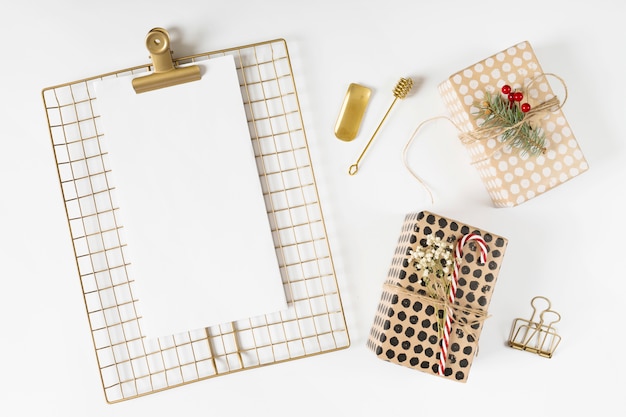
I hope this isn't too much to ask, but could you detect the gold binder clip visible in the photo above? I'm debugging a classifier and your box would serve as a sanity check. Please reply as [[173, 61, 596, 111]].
[[132, 27, 201, 94], [508, 296, 562, 358]]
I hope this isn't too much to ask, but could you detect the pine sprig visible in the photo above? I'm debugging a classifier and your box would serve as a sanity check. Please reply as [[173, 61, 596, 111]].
[[474, 91, 546, 157]]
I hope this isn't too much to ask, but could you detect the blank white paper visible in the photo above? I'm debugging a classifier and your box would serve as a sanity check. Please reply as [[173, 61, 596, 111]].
[[94, 56, 286, 338]]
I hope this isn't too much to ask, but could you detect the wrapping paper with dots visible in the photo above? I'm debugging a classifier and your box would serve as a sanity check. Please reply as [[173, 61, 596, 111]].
[[438, 41, 588, 207], [367, 211, 508, 382]]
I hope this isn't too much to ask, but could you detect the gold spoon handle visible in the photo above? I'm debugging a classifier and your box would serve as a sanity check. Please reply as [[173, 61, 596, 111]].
[[348, 97, 399, 175]]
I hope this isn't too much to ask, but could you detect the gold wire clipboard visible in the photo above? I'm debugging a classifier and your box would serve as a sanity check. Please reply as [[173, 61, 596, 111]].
[[42, 35, 350, 404]]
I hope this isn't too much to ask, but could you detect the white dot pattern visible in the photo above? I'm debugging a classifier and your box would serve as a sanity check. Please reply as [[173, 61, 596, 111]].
[[438, 41, 589, 207]]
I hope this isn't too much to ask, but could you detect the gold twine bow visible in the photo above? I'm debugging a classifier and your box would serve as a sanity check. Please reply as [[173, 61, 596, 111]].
[[382, 282, 489, 341]]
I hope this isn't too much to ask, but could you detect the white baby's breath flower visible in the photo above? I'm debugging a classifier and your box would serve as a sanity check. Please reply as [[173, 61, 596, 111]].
[[406, 234, 456, 296]]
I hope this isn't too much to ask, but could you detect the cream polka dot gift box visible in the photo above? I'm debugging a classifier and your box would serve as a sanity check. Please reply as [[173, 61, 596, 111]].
[[438, 41, 588, 207]]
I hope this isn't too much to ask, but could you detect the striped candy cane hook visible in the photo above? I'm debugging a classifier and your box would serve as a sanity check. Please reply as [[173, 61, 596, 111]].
[[438, 233, 488, 376]]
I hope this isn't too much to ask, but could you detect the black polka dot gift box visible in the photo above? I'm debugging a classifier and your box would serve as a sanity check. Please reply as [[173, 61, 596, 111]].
[[367, 211, 507, 382], [438, 41, 588, 207]]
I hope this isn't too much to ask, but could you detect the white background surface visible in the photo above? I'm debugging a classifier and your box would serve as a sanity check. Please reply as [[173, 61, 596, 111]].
[[1, 1, 623, 415]]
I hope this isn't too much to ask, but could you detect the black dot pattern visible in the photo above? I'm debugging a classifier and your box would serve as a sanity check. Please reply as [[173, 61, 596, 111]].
[[367, 211, 508, 383]]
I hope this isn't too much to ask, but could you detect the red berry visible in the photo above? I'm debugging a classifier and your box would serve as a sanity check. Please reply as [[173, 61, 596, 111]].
[[513, 92, 524, 102], [501, 85, 511, 95], [508, 92, 515, 102], [521, 103, 531, 113]]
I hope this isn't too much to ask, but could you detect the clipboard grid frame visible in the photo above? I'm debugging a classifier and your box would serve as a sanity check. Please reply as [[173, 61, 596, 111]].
[[42, 38, 349, 403]]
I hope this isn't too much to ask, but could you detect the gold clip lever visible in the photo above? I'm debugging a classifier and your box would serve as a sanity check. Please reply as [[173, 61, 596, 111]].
[[132, 28, 201, 94]]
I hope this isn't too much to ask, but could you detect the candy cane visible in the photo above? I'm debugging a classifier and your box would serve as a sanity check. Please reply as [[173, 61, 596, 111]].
[[438, 233, 488, 376]]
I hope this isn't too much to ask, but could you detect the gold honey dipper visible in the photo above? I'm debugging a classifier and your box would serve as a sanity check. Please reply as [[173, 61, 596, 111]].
[[348, 77, 414, 175]]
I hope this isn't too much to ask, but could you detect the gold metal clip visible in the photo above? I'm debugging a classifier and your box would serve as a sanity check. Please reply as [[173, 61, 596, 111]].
[[132, 28, 201, 94], [508, 296, 561, 358]]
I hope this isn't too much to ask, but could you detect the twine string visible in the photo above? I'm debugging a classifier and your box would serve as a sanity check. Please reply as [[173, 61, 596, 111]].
[[401, 115, 460, 204], [382, 282, 490, 331], [402, 73, 567, 200]]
